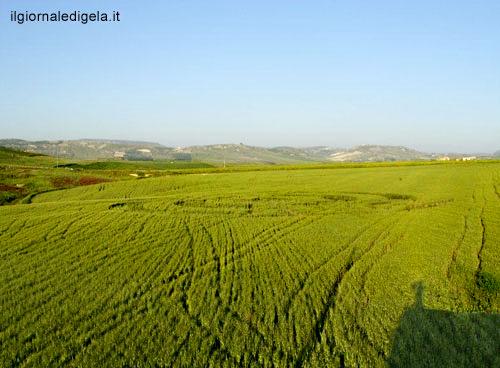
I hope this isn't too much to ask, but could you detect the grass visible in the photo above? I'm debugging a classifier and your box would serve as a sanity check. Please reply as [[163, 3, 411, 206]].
[[56, 160, 214, 171], [0, 153, 499, 367], [0, 146, 46, 158], [388, 283, 499, 368], [0, 147, 215, 205]]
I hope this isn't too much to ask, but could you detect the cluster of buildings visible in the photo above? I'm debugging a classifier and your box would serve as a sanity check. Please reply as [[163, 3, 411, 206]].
[[437, 156, 477, 161]]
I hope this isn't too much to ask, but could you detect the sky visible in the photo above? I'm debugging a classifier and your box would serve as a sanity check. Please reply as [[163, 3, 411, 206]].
[[1, 0, 499, 153]]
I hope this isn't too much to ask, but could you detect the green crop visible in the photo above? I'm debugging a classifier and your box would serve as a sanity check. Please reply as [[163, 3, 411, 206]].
[[0, 162, 498, 367]]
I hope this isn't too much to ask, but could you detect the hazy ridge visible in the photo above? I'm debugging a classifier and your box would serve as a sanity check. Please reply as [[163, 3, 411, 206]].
[[0, 138, 494, 164]]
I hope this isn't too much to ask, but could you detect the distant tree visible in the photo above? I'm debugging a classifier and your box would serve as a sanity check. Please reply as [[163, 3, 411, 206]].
[[173, 153, 192, 161]]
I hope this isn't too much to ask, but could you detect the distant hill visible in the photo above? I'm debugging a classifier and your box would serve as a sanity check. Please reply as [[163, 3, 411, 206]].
[[0, 146, 46, 158], [0, 139, 339, 164], [175, 144, 340, 164], [0, 139, 175, 161], [328, 145, 432, 162], [494, 150, 500, 157], [269, 146, 341, 161], [1, 139, 440, 164]]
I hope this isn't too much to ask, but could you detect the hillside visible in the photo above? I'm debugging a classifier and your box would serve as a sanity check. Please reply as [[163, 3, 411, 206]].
[[0, 139, 443, 164], [269, 146, 341, 161], [328, 145, 432, 162], [176, 144, 340, 164], [0, 139, 176, 161], [0, 146, 46, 158], [0, 139, 337, 164]]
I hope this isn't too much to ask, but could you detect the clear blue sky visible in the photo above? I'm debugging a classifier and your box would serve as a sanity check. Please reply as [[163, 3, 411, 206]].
[[1, 0, 499, 152]]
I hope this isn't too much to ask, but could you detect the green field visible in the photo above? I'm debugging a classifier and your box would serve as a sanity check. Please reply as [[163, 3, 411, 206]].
[[1, 161, 499, 367], [0, 147, 216, 205]]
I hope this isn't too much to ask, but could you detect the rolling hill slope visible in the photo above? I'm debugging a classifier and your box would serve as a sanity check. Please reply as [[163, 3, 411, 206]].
[[0, 139, 441, 164]]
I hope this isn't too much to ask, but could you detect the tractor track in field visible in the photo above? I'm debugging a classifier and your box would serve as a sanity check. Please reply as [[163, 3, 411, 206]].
[[342, 224, 412, 359], [124, 213, 155, 243], [0, 218, 18, 238], [338, 305, 388, 360], [66, 228, 190, 361], [161, 216, 309, 357], [22, 211, 113, 270], [447, 213, 469, 280], [162, 216, 296, 282], [59, 215, 90, 239], [292, 214, 403, 366], [4, 207, 383, 366], [179, 218, 196, 314], [221, 222, 309, 348], [174, 310, 246, 366], [472, 190, 486, 280], [6, 216, 62, 243], [161, 236, 203, 288], [6, 249, 163, 367], [67, 241, 184, 365], [38, 210, 97, 244], [475, 206, 486, 282], [222, 219, 237, 305], [168, 330, 192, 366], [343, 214, 417, 363], [200, 222, 223, 303], [0, 211, 108, 294], [468, 188, 489, 308], [282, 223, 371, 320], [334, 225, 400, 358], [12, 219, 185, 365], [282, 214, 396, 320], [294, 252, 355, 368], [8, 230, 180, 339], [157, 284, 270, 366], [355, 213, 412, 295], [492, 173, 500, 200], [9, 217, 47, 234], [235, 216, 315, 262], [161, 215, 315, 288], [214, 214, 317, 333]]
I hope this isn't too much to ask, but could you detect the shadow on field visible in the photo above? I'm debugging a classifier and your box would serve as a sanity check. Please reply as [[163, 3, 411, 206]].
[[387, 282, 499, 368]]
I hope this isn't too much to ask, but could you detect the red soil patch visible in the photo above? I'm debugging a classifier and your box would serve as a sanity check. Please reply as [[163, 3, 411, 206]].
[[78, 176, 110, 186], [50, 176, 110, 188], [50, 177, 77, 188], [0, 184, 27, 193]]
